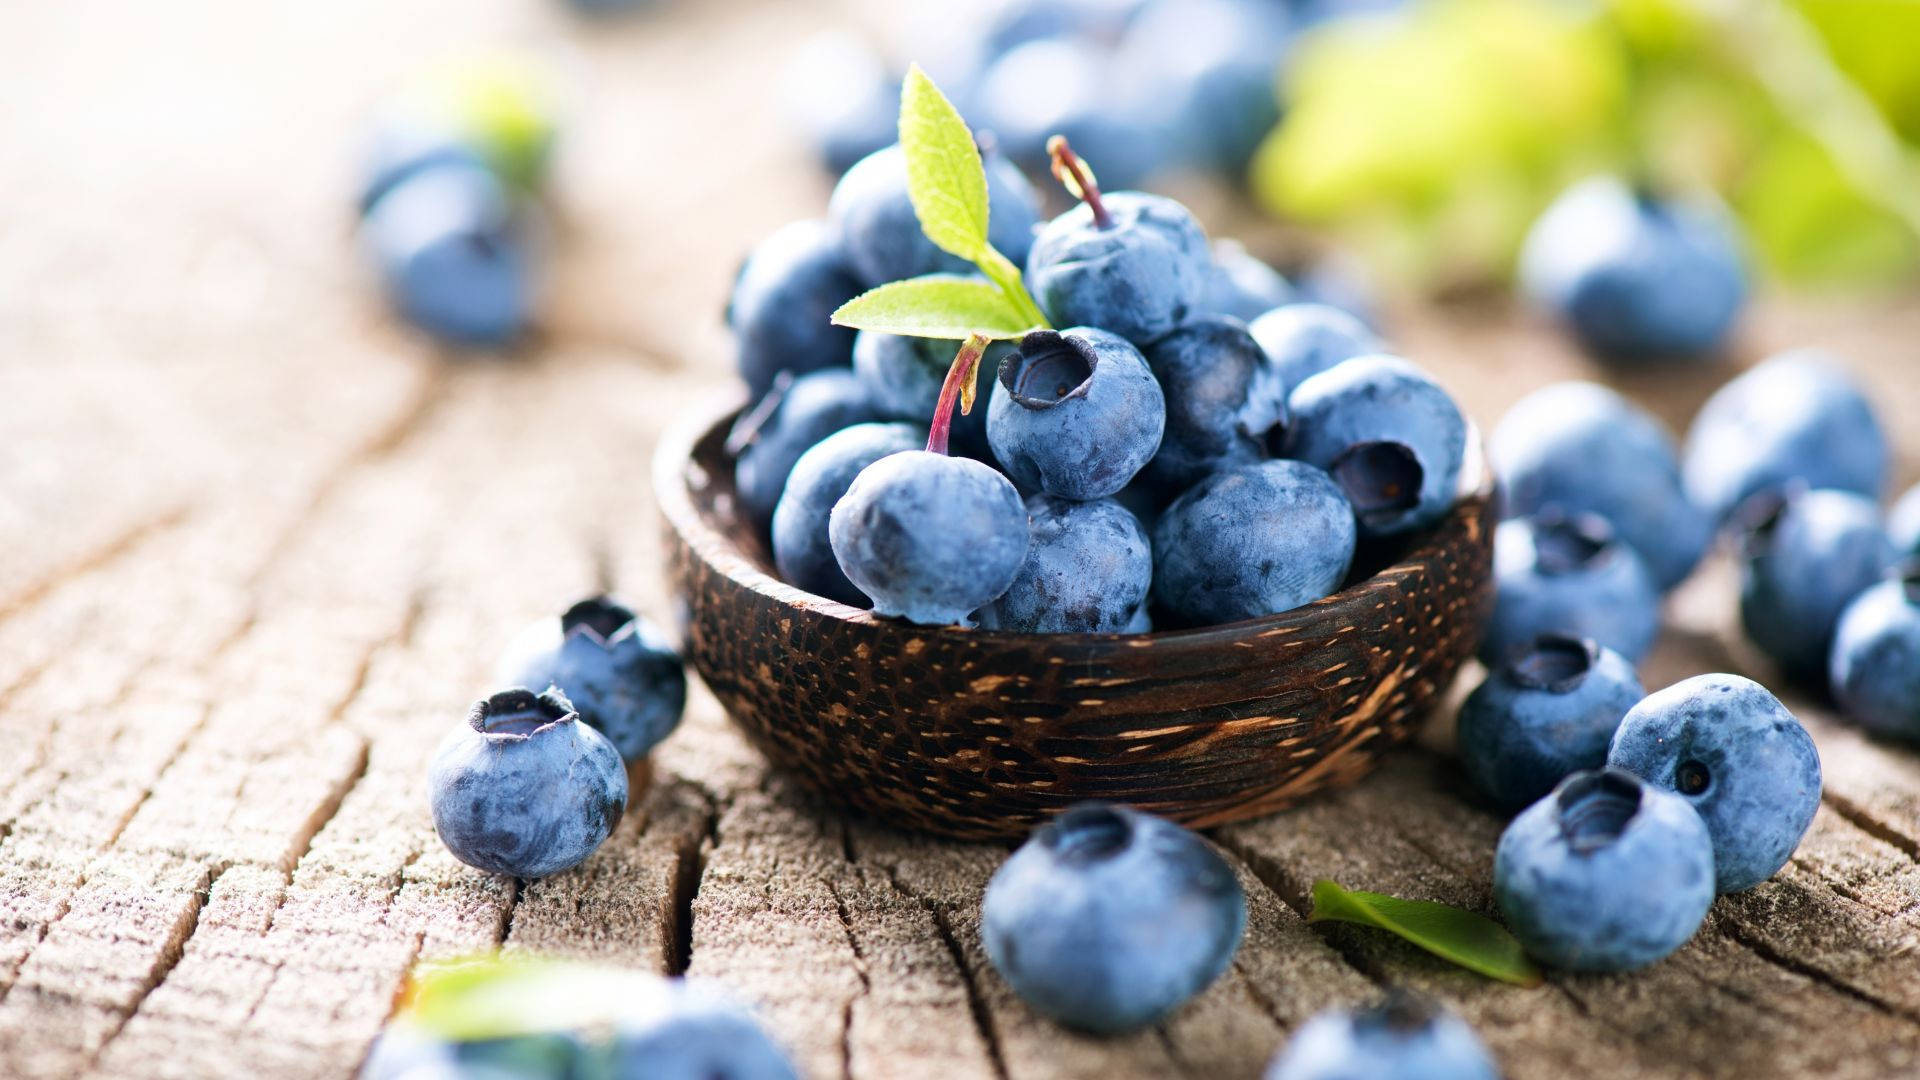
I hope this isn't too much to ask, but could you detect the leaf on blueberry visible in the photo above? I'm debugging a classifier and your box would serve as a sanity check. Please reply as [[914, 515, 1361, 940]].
[[1307, 879, 1544, 987], [833, 275, 1034, 339]]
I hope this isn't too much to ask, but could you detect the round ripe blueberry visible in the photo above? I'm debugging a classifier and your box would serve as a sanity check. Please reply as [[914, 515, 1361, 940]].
[[1682, 350, 1888, 524], [772, 422, 927, 606], [1025, 191, 1210, 346], [1494, 769, 1715, 971], [987, 328, 1167, 500], [1264, 993, 1497, 1080], [829, 450, 1029, 626], [1831, 567, 1920, 741], [1892, 483, 1920, 559], [361, 162, 531, 347], [1153, 459, 1357, 627], [1291, 253, 1380, 330], [1247, 303, 1382, 398], [1607, 673, 1822, 894], [1115, 0, 1290, 172], [828, 143, 1041, 288], [982, 802, 1245, 1034], [852, 330, 1008, 461], [609, 978, 799, 1080], [429, 688, 627, 879], [1483, 511, 1661, 665], [1138, 315, 1288, 499], [494, 597, 686, 764], [1736, 487, 1894, 681], [1202, 238, 1296, 324], [781, 32, 899, 177], [1492, 381, 1709, 592], [977, 495, 1151, 633], [731, 368, 884, 529], [1282, 356, 1467, 537], [969, 38, 1166, 195], [1520, 177, 1746, 362], [727, 219, 863, 397], [1457, 634, 1645, 813]]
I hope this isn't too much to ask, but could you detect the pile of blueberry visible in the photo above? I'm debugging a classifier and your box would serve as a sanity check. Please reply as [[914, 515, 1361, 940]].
[[730, 131, 1462, 632]]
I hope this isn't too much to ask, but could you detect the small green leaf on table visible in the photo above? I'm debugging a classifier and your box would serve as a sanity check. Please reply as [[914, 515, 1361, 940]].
[[832, 275, 1041, 339], [1307, 878, 1544, 987]]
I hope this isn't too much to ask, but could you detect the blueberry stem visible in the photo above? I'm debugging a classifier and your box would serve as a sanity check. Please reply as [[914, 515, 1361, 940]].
[[926, 333, 990, 456], [1047, 136, 1111, 230]]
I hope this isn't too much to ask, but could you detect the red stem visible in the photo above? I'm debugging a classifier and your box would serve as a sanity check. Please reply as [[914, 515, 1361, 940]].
[[927, 334, 990, 456], [1048, 135, 1111, 229]]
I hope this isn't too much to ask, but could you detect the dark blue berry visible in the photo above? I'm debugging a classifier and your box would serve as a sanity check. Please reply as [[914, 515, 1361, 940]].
[[828, 143, 1040, 287], [852, 330, 1007, 461], [987, 328, 1166, 500], [1248, 303, 1381, 398], [731, 368, 883, 529], [1025, 188, 1209, 346], [1830, 567, 1920, 741], [727, 219, 863, 397], [772, 422, 926, 606], [977, 495, 1151, 633], [1736, 487, 1893, 680], [362, 162, 531, 347], [1283, 356, 1466, 537], [1484, 512, 1660, 665], [1202, 239, 1296, 324], [1457, 634, 1644, 812], [495, 597, 686, 763], [1265, 993, 1497, 1080], [609, 979, 799, 1079], [1138, 315, 1288, 499]]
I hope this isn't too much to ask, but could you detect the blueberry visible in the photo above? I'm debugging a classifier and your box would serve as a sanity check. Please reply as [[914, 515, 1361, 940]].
[[852, 330, 1008, 460], [977, 495, 1151, 632], [829, 451, 1029, 625], [1484, 511, 1661, 665], [731, 367, 884, 529], [495, 597, 686, 763], [1494, 769, 1715, 971], [1290, 253, 1380, 329], [357, 117, 489, 217], [1607, 673, 1822, 894], [1138, 315, 1288, 498], [361, 161, 531, 347], [609, 979, 799, 1080], [1889, 482, 1920, 558], [828, 143, 1041, 287], [1116, 0, 1290, 172], [782, 32, 899, 176], [1736, 487, 1894, 680], [1831, 567, 1920, 741], [726, 219, 863, 397], [1024, 146, 1210, 344], [969, 38, 1165, 194], [1491, 381, 1710, 591], [1153, 459, 1356, 627], [982, 802, 1245, 1034], [1520, 177, 1746, 361], [1282, 356, 1466, 537], [772, 422, 927, 605], [1263, 993, 1498, 1080], [1682, 350, 1888, 524], [972, 0, 1146, 57], [1202, 239, 1297, 324], [987, 328, 1166, 500], [429, 688, 627, 879], [1247, 303, 1382, 397], [1457, 634, 1645, 813]]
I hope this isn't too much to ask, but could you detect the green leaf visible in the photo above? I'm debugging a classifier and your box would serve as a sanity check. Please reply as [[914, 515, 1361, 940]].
[[831, 275, 1039, 339], [400, 954, 660, 1040], [1307, 879, 1544, 987], [899, 64, 991, 262]]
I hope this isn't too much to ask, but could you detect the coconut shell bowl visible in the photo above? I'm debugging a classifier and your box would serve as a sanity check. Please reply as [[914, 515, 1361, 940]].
[[657, 401, 1496, 841]]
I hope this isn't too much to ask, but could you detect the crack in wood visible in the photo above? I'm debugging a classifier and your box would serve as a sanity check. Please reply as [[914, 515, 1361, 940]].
[[869, 862, 1010, 1080], [825, 877, 871, 1080], [1718, 916, 1920, 1023], [76, 858, 227, 1073], [666, 789, 717, 978], [0, 504, 193, 629], [1820, 791, 1920, 863]]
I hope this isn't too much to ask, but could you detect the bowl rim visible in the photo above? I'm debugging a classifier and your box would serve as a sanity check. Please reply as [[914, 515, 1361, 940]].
[[655, 393, 1494, 649]]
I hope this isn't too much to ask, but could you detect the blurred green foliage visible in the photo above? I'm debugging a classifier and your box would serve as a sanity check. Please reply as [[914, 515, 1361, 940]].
[[1250, 0, 1920, 291]]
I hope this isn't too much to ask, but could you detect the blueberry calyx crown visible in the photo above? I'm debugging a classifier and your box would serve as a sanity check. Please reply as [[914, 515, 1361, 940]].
[[1002, 330, 1096, 410], [1329, 441, 1421, 530], [1359, 990, 1440, 1036], [1047, 135, 1112, 230], [469, 686, 577, 739], [1039, 802, 1134, 866], [559, 595, 638, 645], [1504, 633, 1599, 694], [1530, 509, 1616, 576], [1555, 769, 1644, 855], [1729, 484, 1802, 561]]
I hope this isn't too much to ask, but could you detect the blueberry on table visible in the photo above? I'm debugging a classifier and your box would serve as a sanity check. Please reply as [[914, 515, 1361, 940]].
[[969, 38, 1166, 196], [982, 802, 1245, 1034], [987, 327, 1166, 500], [1831, 567, 1920, 741], [1282, 355, 1466, 538], [1024, 137, 1209, 345], [1138, 315, 1288, 499], [1152, 459, 1357, 627], [1492, 380, 1709, 592], [1248, 303, 1381, 399], [1735, 487, 1893, 681], [1682, 350, 1888, 524], [853, 329, 1008, 460], [1116, 0, 1290, 172], [731, 367, 884, 529], [1520, 176, 1746, 362], [1202, 238, 1296, 324], [361, 161, 531, 347], [357, 116, 490, 217], [495, 597, 686, 763], [1607, 673, 1821, 894], [772, 422, 927, 606], [1483, 511, 1661, 665], [1893, 483, 1920, 558], [1264, 992, 1498, 1080], [429, 688, 627, 879], [726, 218, 864, 397], [828, 142, 1041, 287], [1494, 769, 1715, 971], [977, 494, 1152, 633], [1457, 634, 1645, 813], [609, 979, 799, 1080]]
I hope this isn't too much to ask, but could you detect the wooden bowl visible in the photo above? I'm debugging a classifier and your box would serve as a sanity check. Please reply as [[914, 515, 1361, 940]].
[[657, 400, 1496, 841]]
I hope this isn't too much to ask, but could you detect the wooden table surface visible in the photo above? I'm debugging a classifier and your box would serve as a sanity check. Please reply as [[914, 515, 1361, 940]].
[[6, 1, 1920, 1077]]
